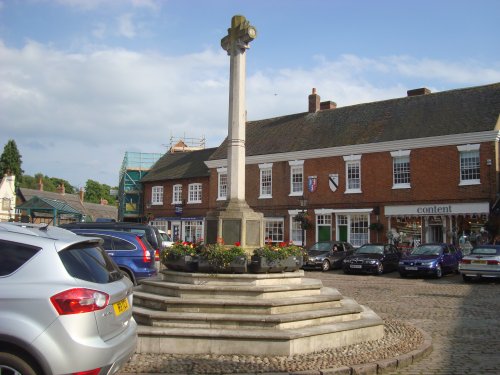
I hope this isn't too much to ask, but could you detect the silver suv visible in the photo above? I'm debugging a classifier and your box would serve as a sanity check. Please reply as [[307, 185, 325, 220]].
[[0, 223, 137, 375]]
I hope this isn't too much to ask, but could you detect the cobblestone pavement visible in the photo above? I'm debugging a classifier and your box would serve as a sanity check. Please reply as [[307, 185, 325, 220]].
[[119, 270, 500, 374], [312, 270, 500, 375]]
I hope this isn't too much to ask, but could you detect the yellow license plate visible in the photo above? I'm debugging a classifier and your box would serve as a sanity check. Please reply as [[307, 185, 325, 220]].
[[113, 298, 130, 316], [472, 260, 486, 264]]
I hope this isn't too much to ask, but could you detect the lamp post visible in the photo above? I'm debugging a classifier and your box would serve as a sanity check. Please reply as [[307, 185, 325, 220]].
[[299, 197, 308, 247]]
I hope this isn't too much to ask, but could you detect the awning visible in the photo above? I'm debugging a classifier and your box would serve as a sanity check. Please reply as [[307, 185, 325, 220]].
[[17, 196, 83, 224], [385, 202, 490, 217]]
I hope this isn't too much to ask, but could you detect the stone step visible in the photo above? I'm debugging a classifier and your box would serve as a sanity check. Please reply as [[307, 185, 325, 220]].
[[159, 269, 305, 286], [135, 306, 384, 356], [133, 287, 343, 315], [137, 277, 324, 299], [133, 297, 363, 330]]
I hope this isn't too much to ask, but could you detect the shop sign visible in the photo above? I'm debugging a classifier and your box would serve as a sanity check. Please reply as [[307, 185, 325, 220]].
[[385, 202, 489, 216]]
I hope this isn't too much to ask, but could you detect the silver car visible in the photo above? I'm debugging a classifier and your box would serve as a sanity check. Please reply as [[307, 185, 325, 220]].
[[459, 244, 500, 282], [0, 222, 137, 375]]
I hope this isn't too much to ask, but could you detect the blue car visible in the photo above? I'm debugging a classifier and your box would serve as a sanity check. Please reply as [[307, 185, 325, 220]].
[[398, 243, 462, 278], [69, 228, 157, 285]]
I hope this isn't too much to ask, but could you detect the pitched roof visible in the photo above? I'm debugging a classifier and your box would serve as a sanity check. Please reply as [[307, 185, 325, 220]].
[[209, 83, 500, 161], [17, 188, 118, 220], [141, 147, 217, 182]]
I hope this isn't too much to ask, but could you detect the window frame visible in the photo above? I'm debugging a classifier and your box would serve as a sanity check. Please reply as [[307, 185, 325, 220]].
[[343, 155, 362, 194], [172, 184, 182, 205], [458, 144, 480, 186], [151, 186, 164, 205], [259, 163, 273, 199], [289, 160, 304, 196], [264, 217, 284, 244], [217, 167, 227, 201], [391, 150, 411, 189], [188, 183, 202, 204]]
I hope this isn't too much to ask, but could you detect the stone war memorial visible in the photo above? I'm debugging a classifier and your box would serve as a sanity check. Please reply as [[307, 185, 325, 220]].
[[131, 15, 391, 360]]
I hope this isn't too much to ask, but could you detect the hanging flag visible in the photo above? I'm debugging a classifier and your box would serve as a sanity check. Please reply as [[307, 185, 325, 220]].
[[329, 174, 339, 192], [308, 176, 317, 193]]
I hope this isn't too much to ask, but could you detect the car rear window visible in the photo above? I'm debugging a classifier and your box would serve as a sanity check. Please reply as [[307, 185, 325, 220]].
[[471, 247, 500, 256], [59, 243, 123, 283], [0, 240, 41, 276]]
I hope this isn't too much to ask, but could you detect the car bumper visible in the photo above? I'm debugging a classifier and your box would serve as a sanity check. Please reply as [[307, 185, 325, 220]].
[[344, 264, 378, 273], [33, 314, 137, 375], [459, 266, 500, 278], [302, 261, 323, 270], [398, 265, 438, 276]]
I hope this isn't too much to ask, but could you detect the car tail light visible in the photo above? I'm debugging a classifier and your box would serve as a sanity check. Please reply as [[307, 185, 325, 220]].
[[50, 288, 109, 315], [487, 260, 499, 265], [155, 249, 160, 261], [460, 259, 471, 264], [72, 369, 101, 375], [137, 235, 152, 263]]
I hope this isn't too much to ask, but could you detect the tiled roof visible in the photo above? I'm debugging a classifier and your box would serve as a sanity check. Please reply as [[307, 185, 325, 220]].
[[17, 188, 118, 220], [141, 148, 217, 182], [209, 83, 500, 161]]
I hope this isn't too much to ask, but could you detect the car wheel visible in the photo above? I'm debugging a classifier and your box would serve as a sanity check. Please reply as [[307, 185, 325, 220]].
[[121, 270, 136, 285], [321, 259, 331, 272], [375, 263, 384, 275], [435, 264, 443, 279], [462, 274, 472, 282], [0, 352, 38, 375]]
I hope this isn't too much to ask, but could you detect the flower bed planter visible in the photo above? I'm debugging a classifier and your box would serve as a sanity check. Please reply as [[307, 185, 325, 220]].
[[197, 255, 248, 274], [248, 255, 304, 273], [163, 255, 198, 272]]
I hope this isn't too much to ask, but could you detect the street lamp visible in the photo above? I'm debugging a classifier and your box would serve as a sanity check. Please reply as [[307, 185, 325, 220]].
[[299, 197, 308, 247]]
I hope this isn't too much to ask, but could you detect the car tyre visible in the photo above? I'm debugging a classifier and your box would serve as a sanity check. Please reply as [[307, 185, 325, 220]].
[[462, 274, 472, 282], [0, 352, 38, 375], [321, 259, 331, 272], [375, 263, 384, 275], [435, 264, 443, 279], [121, 270, 136, 285]]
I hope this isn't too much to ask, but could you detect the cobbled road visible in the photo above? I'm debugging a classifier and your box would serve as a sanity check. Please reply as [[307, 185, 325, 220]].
[[306, 269, 500, 375]]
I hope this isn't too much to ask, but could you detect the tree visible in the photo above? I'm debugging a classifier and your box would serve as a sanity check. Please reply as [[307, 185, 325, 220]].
[[0, 140, 23, 185], [84, 179, 117, 206]]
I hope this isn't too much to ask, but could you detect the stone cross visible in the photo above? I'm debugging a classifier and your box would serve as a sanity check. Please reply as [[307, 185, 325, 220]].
[[220, 15, 256, 204]]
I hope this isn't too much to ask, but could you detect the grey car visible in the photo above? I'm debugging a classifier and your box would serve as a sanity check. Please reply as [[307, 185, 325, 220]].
[[302, 241, 355, 271], [0, 222, 137, 375]]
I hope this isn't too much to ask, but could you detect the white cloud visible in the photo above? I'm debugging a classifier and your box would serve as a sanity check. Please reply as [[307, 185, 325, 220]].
[[1, 39, 499, 187], [117, 13, 137, 39]]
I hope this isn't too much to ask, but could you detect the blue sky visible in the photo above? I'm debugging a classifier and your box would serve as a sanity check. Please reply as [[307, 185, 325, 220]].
[[1, 0, 500, 188]]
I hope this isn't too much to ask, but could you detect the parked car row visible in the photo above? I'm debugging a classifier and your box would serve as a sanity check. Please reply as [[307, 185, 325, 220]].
[[303, 241, 471, 280], [0, 222, 137, 375]]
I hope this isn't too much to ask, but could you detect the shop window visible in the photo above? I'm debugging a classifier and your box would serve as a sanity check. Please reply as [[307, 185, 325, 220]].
[[265, 218, 284, 243]]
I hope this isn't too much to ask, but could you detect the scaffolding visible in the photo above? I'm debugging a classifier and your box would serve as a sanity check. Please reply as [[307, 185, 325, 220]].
[[118, 152, 163, 222]]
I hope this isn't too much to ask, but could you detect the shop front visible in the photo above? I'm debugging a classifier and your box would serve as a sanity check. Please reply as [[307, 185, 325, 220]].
[[150, 217, 205, 243], [384, 202, 490, 252]]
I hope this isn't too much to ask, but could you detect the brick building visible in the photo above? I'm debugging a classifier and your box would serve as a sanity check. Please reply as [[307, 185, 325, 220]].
[[143, 82, 500, 249]]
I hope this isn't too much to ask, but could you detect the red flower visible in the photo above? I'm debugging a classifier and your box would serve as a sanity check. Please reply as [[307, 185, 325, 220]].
[[234, 242, 241, 247]]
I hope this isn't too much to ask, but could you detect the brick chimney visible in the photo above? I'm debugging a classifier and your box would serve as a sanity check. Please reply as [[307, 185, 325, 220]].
[[320, 100, 337, 110], [407, 88, 431, 97], [308, 88, 320, 113], [79, 188, 85, 202], [38, 177, 43, 191], [56, 183, 65, 195]]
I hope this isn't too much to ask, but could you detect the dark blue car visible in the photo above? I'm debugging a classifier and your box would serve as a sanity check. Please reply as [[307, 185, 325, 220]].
[[69, 228, 157, 285], [398, 243, 462, 278]]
